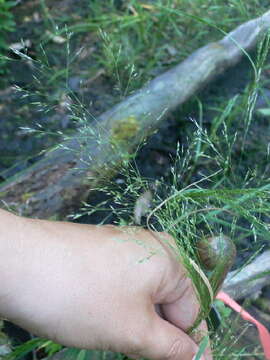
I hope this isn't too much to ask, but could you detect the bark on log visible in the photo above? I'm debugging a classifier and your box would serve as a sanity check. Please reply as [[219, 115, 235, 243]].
[[1, 11, 270, 219], [222, 250, 270, 300]]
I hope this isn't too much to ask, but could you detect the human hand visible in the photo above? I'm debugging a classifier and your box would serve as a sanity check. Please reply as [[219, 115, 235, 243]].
[[0, 211, 211, 360]]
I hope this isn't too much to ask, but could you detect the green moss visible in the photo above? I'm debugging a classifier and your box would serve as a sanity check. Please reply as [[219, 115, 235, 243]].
[[0, 191, 7, 198], [21, 192, 35, 202], [110, 115, 140, 147]]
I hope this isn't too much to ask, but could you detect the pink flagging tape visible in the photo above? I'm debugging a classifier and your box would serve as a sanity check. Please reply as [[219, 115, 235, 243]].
[[217, 291, 270, 360]]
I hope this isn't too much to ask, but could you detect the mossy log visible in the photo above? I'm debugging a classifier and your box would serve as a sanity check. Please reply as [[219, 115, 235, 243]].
[[1, 10, 270, 219]]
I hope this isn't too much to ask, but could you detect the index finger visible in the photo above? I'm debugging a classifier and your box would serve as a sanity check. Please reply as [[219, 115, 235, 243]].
[[159, 276, 212, 359]]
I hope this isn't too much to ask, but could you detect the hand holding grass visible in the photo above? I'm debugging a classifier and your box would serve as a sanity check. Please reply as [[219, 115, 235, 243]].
[[0, 209, 211, 360]]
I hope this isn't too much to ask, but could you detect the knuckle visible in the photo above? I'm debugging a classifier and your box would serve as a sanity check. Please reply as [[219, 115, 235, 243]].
[[166, 339, 183, 360], [166, 339, 193, 360]]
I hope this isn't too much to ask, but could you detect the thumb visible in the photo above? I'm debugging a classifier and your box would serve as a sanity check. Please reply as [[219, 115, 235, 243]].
[[127, 310, 202, 360]]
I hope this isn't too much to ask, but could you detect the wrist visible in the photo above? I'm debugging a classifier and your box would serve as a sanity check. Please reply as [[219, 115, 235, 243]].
[[0, 210, 33, 319]]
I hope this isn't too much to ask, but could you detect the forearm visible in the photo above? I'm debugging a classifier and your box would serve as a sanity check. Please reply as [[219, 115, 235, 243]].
[[0, 209, 61, 321], [0, 209, 30, 318], [0, 209, 114, 332], [0, 209, 94, 323]]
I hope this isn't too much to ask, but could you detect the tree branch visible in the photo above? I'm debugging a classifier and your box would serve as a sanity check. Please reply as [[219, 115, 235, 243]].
[[1, 11, 270, 218]]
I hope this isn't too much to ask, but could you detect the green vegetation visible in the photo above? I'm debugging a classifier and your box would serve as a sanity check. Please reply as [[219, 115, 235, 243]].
[[58, 0, 269, 93], [13, 0, 268, 93], [1, 0, 269, 167], [0, 0, 15, 73], [3, 0, 270, 359]]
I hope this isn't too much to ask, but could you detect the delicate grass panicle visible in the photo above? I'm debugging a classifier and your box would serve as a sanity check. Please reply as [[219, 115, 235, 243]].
[[4, 1, 270, 359]]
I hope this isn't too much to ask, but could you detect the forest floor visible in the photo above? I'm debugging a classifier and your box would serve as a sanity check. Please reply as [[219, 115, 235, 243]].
[[1, 1, 270, 359]]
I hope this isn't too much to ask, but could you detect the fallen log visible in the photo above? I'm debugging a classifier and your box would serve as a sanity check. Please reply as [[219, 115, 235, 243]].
[[222, 250, 270, 300], [1, 10, 270, 219]]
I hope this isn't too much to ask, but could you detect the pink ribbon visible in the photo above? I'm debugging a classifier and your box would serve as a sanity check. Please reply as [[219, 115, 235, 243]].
[[217, 291, 270, 360]]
